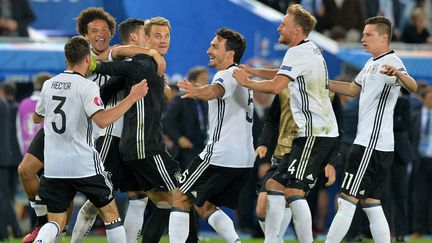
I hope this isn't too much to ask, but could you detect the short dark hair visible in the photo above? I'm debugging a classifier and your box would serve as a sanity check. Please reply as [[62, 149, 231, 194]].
[[75, 7, 116, 36], [64, 36, 90, 66], [215, 28, 246, 64], [365, 16, 392, 44], [187, 66, 208, 81], [118, 18, 145, 44]]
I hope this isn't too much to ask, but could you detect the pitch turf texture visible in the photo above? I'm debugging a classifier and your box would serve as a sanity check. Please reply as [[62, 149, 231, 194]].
[[7, 237, 432, 242]]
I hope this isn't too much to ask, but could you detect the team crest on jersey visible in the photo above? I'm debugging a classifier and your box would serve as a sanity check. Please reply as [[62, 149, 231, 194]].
[[93, 96, 104, 107], [281, 65, 292, 71], [370, 64, 378, 74]]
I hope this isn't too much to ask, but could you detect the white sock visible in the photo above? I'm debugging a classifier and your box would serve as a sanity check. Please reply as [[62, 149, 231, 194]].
[[124, 197, 148, 243], [258, 220, 265, 234], [34, 221, 60, 243], [207, 209, 240, 243], [54, 227, 66, 243], [71, 200, 98, 243], [325, 197, 357, 243], [278, 207, 292, 243], [289, 197, 313, 243], [169, 210, 189, 243], [264, 193, 285, 243], [106, 224, 126, 243], [30, 197, 48, 217], [363, 205, 390, 243]]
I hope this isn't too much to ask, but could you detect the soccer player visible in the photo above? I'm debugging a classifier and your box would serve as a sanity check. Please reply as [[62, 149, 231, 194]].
[[71, 10, 166, 243], [325, 16, 417, 243], [233, 4, 339, 242], [89, 16, 192, 242], [168, 27, 253, 243], [33, 36, 148, 243]]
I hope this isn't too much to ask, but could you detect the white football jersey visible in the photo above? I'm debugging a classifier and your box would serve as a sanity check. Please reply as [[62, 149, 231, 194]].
[[277, 40, 338, 138], [354, 50, 406, 151], [89, 49, 124, 139], [198, 65, 254, 168], [35, 71, 104, 178]]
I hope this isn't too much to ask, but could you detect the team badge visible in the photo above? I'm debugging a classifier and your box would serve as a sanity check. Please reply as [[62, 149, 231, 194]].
[[93, 96, 104, 107], [370, 64, 378, 74]]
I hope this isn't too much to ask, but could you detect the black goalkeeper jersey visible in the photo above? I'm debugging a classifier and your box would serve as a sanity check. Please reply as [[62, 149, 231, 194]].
[[95, 54, 166, 161]]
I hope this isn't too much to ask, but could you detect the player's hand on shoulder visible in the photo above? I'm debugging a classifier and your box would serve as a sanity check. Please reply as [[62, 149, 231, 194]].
[[239, 64, 255, 78], [130, 79, 148, 101], [148, 49, 166, 77], [233, 68, 250, 86]]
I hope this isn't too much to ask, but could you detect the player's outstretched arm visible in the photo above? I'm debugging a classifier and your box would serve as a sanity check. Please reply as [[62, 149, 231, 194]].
[[233, 68, 289, 94], [177, 80, 224, 101], [380, 64, 417, 92], [93, 79, 148, 128], [329, 80, 361, 97], [239, 64, 278, 80]]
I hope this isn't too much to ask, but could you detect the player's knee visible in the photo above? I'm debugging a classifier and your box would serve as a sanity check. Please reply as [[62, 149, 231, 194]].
[[80, 200, 98, 215], [256, 193, 267, 219], [265, 179, 285, 191], [171, 189, 191, 210], [285, 179, 308, 198], [195, 202, 217, 220], [360, 197, 380, 206]]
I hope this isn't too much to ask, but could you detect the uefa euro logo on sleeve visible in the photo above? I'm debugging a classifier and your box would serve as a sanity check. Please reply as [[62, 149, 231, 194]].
[[281, 65, 292, 71], [93, 96, 104, 107]]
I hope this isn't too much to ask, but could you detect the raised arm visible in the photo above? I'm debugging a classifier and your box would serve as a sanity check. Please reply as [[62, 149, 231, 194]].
[[110, 45, 166, 76]]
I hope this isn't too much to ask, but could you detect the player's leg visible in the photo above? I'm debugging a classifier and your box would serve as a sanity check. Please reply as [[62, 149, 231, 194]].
[[35, 176, 75, 243], [359, 150, 393, 243], [70, 200, 98, 243], [169, 188, 194, 243], [98, 200, 127, 243], [264, 159, 289, 243], [361, 198, 390, 243], [71, 135, 125, 243], [285, 136, 336, 243], [326, 144, 388, 243], [82, 173, 126, 243], [34, 212, 66, 243], [195, 201, 241, 243], [18, 130, 47, 243], [124, 191, 148, 243]]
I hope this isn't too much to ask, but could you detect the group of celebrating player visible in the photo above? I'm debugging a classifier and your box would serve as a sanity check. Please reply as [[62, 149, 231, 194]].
[[19, 3, 417, 243]]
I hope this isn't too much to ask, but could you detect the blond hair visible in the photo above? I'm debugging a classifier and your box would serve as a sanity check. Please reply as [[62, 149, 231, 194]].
[[286, 4, 317, 35], [144, 17, 171, 35]]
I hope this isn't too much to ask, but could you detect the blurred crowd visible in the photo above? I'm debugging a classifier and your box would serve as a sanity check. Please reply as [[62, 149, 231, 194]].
[[258, 0, 432, 43]]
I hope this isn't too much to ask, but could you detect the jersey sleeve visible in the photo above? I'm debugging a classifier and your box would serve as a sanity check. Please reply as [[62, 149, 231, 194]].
[[276, 49, 307, 80], [82, 82, 104, 117], [354, 59, 371, 86], [385, 58, 408, 87], [212, 69, 238, 99], [35, 83, 47, 117]]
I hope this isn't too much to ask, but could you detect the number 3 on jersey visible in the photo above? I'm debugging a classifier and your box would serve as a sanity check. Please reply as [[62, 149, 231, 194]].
[[52, 96, 66, 134]]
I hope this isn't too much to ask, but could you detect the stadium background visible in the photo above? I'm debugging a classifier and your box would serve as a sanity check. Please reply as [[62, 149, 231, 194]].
[[0, 0, 431, 242]]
